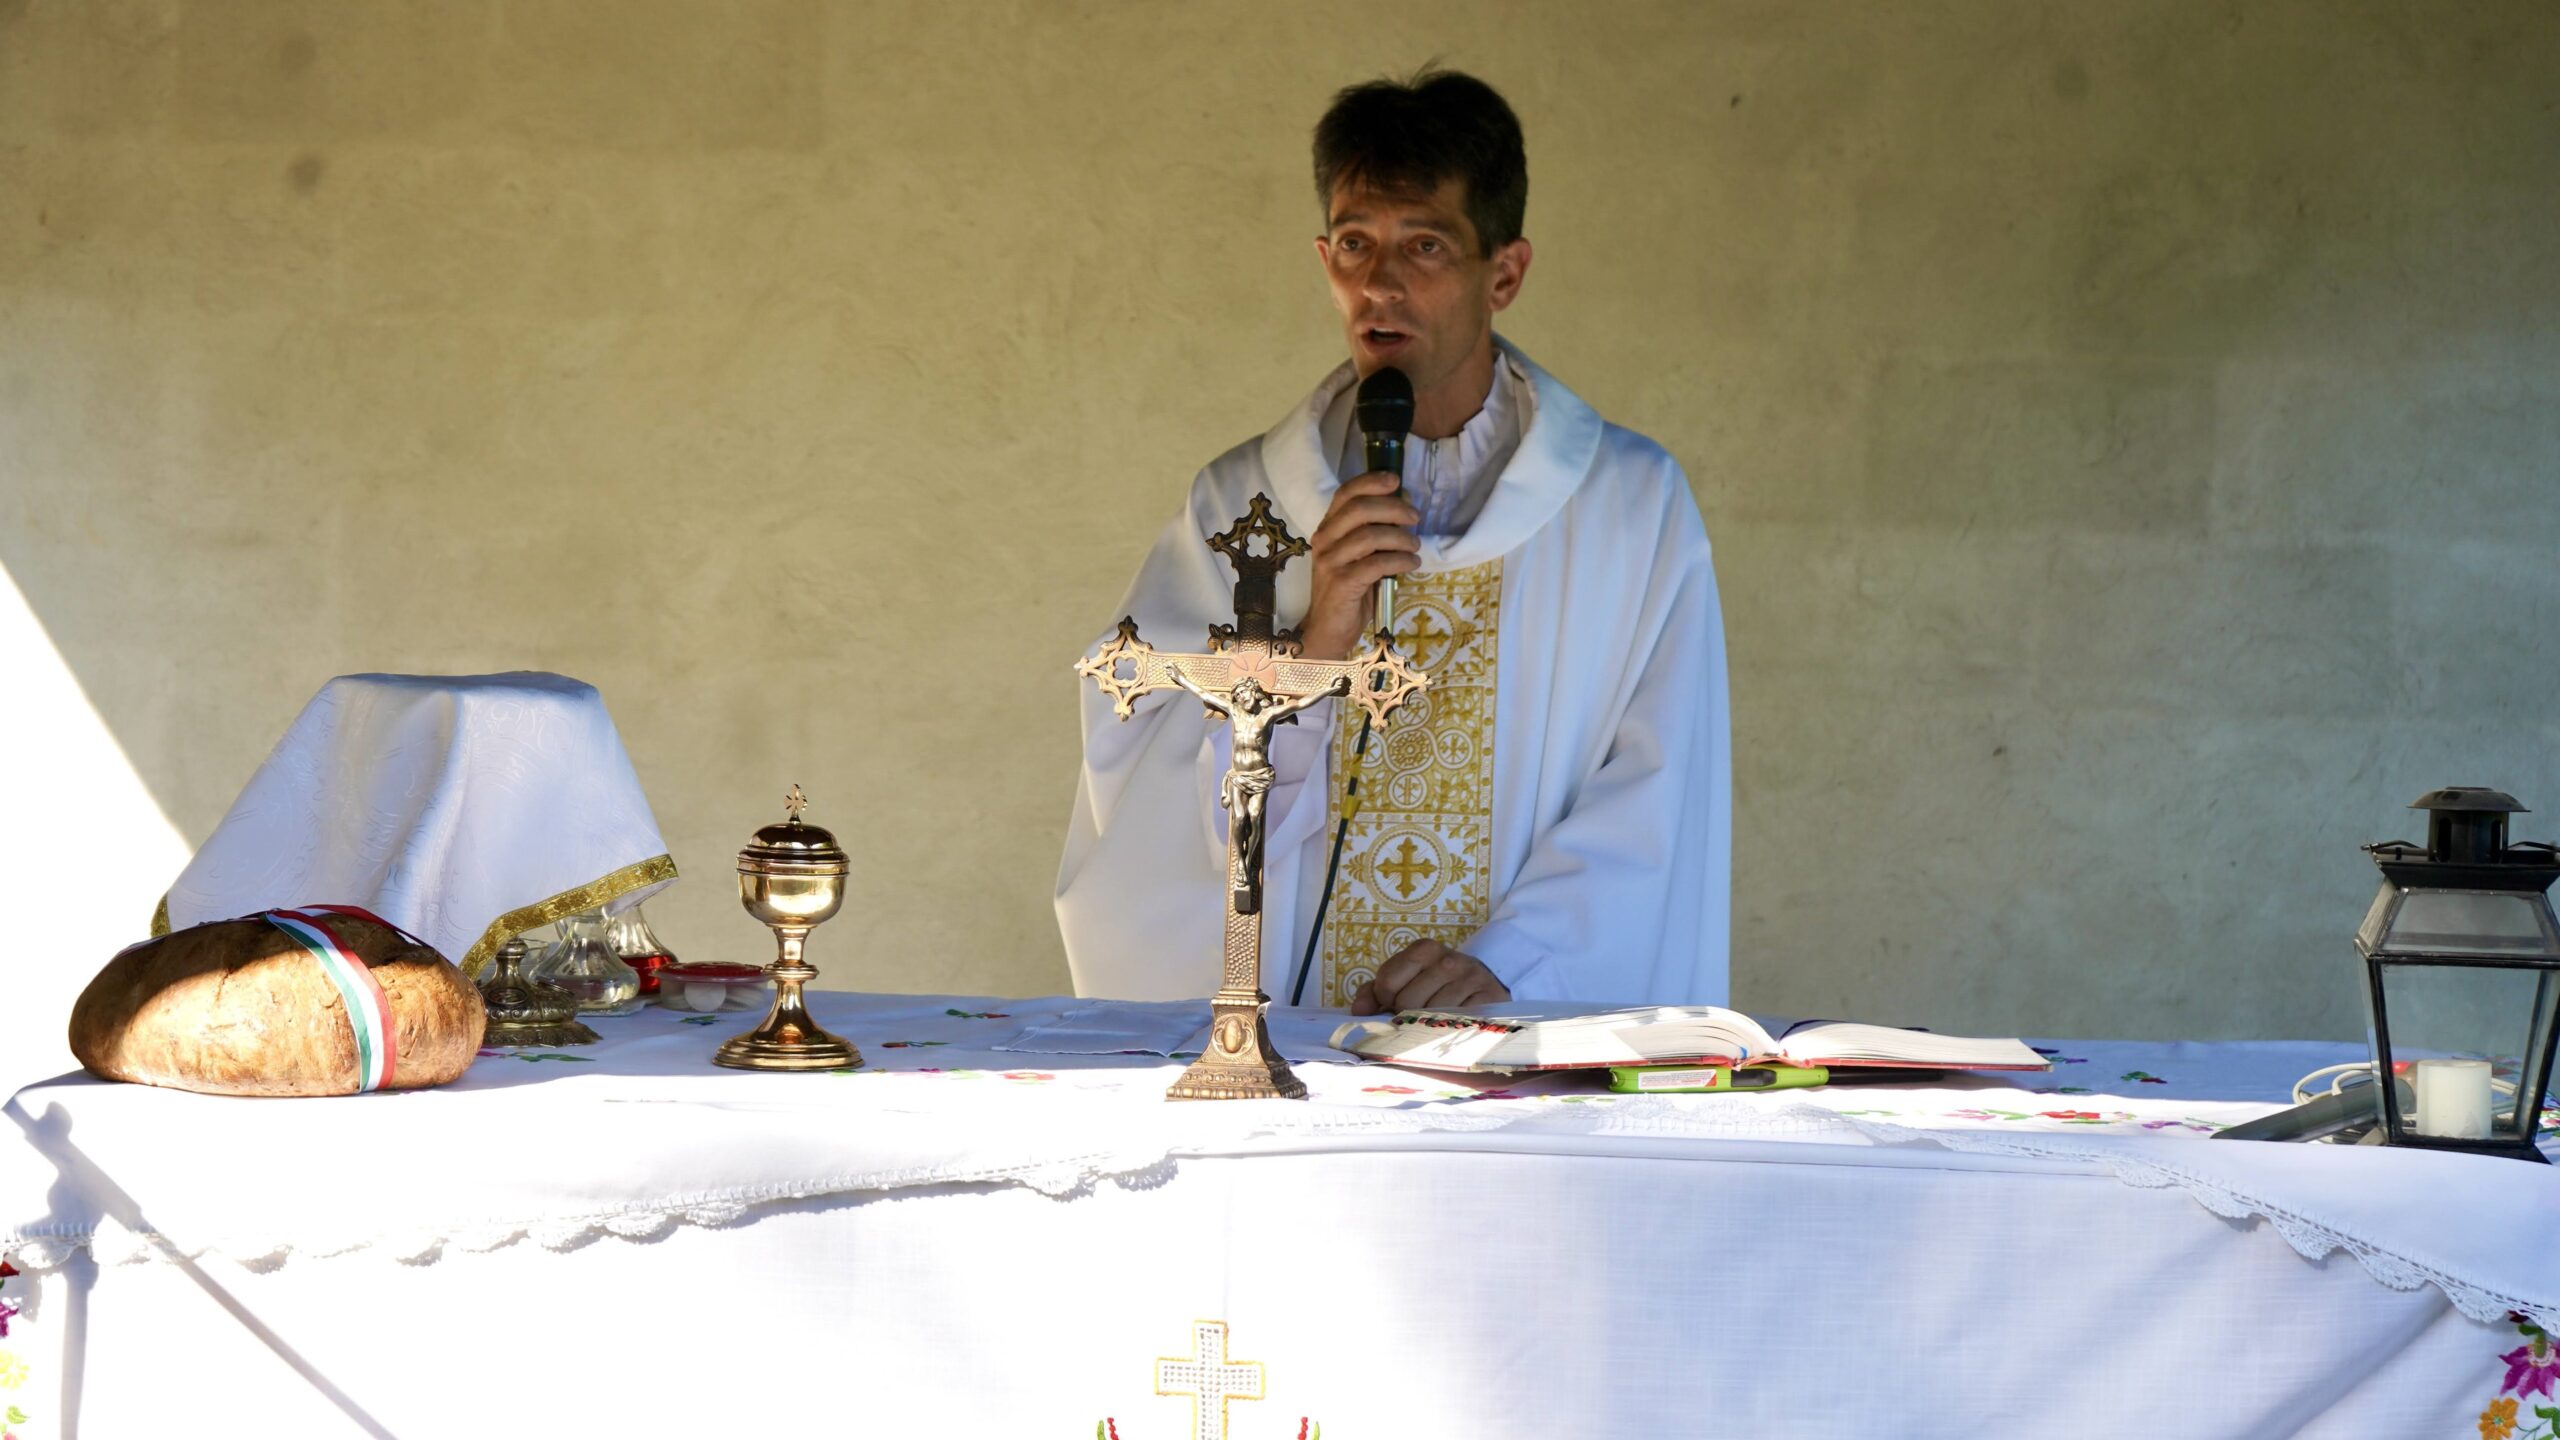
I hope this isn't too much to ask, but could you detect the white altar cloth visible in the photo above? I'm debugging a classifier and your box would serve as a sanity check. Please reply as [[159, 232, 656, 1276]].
[[5, 992, 2557, 1437]]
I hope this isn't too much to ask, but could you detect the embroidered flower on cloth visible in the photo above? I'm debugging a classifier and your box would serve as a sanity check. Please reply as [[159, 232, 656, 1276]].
[[2503, 1333, 2559, 1399], [0, 1300, 15, 1339], [2480, 1395, 2518, 1439], [0, 1350, 27, 1392]]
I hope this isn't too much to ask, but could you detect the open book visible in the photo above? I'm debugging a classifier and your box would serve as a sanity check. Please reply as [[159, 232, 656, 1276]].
[[1330, 1005, 2050, 1076]]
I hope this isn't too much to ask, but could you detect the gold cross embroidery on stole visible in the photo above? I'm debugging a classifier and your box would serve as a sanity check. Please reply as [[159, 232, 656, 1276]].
[[1320, 558, 1502, 1007]]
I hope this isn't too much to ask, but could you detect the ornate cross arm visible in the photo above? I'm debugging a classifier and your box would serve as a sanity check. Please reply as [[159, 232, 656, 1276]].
[[1075, 619, 1427, 728], [1342, 632, 1429, 729], [1075, 619, 1205, 719]]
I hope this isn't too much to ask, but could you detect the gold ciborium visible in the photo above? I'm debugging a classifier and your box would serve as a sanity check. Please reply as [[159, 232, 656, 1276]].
[[714, 785, 862, 1071]]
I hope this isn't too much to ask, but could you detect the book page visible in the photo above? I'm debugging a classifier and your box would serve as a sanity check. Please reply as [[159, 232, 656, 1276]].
[[1772, 1020, 2048, 1071], [1341, 1005, 1782, 1071], [1332, 1018, 1519, 1069]]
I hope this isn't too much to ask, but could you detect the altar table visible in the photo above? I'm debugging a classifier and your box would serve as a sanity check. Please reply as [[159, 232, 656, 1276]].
[[5, 991, 2558, 1438]]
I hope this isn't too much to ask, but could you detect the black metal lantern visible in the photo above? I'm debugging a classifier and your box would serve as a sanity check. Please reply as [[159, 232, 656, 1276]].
[[2357, 787, 2560, 1162]]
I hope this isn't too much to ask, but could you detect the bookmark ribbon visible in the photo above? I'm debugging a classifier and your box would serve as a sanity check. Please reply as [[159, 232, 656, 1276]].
[[264, 907, 400, 1092]]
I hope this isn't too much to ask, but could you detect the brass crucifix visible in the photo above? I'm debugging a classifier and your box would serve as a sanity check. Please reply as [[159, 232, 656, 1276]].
[[1077, 493, 1428, 1101]]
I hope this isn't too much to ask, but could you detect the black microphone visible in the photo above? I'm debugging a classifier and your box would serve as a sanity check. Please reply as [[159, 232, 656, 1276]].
[[1355, 366, 1414, 478], [1353, 366, 1415, 636]]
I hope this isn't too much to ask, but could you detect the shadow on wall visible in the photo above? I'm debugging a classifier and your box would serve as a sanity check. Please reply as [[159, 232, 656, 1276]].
[[0, 564, 192, 1097]]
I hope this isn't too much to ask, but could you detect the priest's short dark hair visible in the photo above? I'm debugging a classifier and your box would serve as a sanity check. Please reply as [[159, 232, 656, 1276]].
[[1313, 67, 1528, 256]]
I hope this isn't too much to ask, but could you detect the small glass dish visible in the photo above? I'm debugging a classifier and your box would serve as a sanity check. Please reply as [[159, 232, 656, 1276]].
[[657, 962, 769, 1013]]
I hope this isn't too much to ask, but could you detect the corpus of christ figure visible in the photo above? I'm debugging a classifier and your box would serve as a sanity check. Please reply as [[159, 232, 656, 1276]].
[[1168, 669, 1349, 916], [1075, 492, 1427, 1100]]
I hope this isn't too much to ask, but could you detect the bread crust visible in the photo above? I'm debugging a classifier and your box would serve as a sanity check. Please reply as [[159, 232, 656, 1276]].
[[70, 914, 488, 1096]]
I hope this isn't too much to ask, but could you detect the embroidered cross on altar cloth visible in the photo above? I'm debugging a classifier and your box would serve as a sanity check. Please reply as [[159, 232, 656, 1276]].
[[1153, 1320, 1265, 1440]]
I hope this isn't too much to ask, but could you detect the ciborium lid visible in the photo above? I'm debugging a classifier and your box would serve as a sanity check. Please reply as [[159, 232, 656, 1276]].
[[739, 784, 849, 875]]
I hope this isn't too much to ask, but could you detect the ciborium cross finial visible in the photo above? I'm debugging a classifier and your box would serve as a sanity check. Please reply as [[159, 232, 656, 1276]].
[[783, 783, 808, 822], [1073, 491, 1431, 1102]]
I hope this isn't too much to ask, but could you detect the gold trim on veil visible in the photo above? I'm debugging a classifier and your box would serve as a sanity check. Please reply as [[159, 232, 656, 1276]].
[[150, 853, 681, 979], [455, 854, 680, 977]]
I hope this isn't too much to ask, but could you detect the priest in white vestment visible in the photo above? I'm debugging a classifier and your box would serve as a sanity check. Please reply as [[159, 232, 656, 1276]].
[[1057, 70, 1731, 1011]]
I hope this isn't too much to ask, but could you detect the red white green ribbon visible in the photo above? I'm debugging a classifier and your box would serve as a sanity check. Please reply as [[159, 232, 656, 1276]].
[[265, 907, 399, 1092]]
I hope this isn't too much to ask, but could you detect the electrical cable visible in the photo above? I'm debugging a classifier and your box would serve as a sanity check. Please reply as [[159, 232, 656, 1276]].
[[2291, 1062, 2377, 1106], [2288, 1059, 2521, 1106], [1291, 711, 1373, 1006]]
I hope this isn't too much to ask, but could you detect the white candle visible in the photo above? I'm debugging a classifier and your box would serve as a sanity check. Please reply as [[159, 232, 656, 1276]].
[[2412, 1058, 2495, 1139]]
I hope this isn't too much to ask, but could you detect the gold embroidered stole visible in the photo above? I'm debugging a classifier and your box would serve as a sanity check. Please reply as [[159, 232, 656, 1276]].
[[1317, 558, 1502, 1007]]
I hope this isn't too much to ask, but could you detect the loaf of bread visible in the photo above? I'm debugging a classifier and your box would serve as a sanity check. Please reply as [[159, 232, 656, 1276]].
[[71, 909, 487, 1096]]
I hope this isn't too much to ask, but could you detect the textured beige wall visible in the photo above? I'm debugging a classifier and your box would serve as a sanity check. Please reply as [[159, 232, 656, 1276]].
[[3, 2, 2556, 1042]]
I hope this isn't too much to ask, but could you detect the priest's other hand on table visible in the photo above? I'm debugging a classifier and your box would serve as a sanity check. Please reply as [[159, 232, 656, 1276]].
[[1057, 68, 1732, 1011], [1349, 939, 1509, 1013]]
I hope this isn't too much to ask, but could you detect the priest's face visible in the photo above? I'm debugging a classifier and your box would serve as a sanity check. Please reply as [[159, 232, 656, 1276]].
[[1315, 177, 1531, 424]]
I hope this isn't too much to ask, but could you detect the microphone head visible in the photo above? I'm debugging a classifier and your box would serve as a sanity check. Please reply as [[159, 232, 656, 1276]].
[[1354, 366, 1415, 437]]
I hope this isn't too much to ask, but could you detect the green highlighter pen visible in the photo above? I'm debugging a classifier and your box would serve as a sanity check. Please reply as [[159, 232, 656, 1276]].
[[1607, 1063, 1831, 1094]]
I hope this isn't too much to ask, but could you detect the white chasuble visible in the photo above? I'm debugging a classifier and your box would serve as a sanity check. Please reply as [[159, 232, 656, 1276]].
[[1058, 338, 1731, 1007], [1316, 559, 1502, 1007]]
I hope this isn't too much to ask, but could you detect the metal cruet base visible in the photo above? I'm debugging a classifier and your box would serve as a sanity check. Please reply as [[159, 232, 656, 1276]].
[[477, 937, 600, 1048]]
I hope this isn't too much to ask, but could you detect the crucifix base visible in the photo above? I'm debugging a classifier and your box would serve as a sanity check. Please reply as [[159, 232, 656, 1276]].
[[1167, 994, 1306, 1101]]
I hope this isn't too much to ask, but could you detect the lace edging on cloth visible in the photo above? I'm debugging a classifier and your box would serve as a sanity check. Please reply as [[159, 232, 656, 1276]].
[[1834, 1114, 2559, 1334], [0, 1141, 1185, 1273], [0, 1097, 1844, 1274], [6, 1097, 2550, 1334]]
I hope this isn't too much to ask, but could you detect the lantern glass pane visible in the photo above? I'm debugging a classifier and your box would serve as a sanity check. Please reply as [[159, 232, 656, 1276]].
[[2377, 890, 2560, 958], [2370, 961, 2558, 1141], [2356, 884, 2396, 951]]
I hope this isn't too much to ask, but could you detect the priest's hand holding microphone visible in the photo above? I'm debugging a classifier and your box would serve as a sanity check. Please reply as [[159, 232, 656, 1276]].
[[1297, 367, 1511, 1015], [1297, 368, 1422, 664]]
